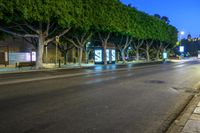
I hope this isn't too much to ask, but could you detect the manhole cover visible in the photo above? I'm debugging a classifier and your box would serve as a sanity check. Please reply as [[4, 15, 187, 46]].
[[145, 80, 165, 84]]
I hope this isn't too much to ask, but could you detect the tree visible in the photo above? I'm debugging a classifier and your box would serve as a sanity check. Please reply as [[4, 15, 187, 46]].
[[115, 35, 132, 63], [64, 0, 93, 66], [57, 39, 74, 65], [0, 31, 6, 41], [161, 16, 170, 24], [154, 14, 161, 19], [66, 30, 92, 66], [0, 0, 178, 67], [0, 0, 79, 69], [92, 0, 124, 65]]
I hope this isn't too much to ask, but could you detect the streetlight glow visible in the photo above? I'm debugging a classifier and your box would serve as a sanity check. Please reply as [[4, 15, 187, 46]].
[[180, 31, 185, 35]]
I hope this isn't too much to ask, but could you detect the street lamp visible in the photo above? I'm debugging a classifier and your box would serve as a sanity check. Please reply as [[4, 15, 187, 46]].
[[180, 31, 185, 41], [55, 36, 60, 65], [179, 31, 185, 59], [85, 42, 90, 64]]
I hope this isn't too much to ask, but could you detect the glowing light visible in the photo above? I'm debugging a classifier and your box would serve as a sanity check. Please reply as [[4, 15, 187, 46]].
[[163, 52, 167, 59], [180, 31, 185, 35], [179, 46, 184, 52], [106, 49, 109, 61]]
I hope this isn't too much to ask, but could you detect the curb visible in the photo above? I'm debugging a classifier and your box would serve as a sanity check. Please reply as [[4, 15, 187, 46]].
[[0, 61, 168, 75], [166, 83, 200, 133]]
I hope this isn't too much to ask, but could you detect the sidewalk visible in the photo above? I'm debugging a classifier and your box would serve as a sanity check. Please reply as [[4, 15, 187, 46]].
[[0, 63, 95, 74], [167, 83, 200, 133], [182, 100, 200, 133], [0, 60, 161, 74]]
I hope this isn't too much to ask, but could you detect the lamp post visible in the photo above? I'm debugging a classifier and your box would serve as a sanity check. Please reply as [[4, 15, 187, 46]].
[[180, 31, 185, 42], [85, 42, 90, 64], [179, 31, 185, 59], [45, 45, 48, 64], [55, 36, 60, 65]]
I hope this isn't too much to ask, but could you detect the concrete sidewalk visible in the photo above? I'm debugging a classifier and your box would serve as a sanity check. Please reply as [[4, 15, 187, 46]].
[[181, 98, 200, 133], [0, 60, 159, 74], [0, 63, 95, 74], [167, 85, 200, 133]]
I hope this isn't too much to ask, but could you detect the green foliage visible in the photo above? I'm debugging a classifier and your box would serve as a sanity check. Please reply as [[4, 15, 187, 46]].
[[0, 0, 81, 29], [0, 0, 178, 44], [0, 0, 178, 58]]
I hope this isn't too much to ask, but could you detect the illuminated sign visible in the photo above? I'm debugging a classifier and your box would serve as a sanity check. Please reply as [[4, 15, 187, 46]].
[[163, 52, 167, 59], [106, 49, 109, 61], [32, 52, 36, 61], [95, 49, 102, 62], [179, 46, 184, 52], [111, 50, 116, 61]]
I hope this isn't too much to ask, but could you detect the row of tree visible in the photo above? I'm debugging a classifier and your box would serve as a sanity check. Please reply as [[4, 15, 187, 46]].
[[0, 0, 178, 69]]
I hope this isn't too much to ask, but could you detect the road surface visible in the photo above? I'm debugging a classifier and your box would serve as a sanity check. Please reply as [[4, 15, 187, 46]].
[[0, 60, 200, 133]]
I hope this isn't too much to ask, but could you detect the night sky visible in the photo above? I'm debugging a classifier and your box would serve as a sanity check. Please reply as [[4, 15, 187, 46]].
[[121, 0, 200, 39]]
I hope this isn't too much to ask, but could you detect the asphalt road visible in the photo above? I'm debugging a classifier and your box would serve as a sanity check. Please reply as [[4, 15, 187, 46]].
[[0, 60, 200, 133]]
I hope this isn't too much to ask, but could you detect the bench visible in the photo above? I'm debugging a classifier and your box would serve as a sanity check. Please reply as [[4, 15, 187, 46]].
[[16, 62, 36, 68]]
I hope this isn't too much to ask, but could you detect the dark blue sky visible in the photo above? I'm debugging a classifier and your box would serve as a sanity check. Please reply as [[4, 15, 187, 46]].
[[121, 0, 200, 38]]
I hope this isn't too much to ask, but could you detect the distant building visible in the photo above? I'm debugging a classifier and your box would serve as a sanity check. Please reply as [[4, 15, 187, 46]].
[[187, 33, 192, 41], [178, 33, 200, 56]]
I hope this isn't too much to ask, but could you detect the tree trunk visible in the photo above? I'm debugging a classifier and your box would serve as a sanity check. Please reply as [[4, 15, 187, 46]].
[[85, 51, 89, 64], [121, 49, 126, 63], [78, 48, 83, 66], [156, 50, 160, 61], [36, 34, 44, 69], [64, 51, 67, 65], [146, 49, 150, 62], [136, 48, 139, 61], [103, 44, 107, 65]]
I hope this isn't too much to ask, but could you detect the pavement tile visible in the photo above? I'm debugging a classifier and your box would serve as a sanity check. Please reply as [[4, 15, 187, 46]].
[[182, 120, 200, 133], [198, 102, 200, 107], [194, 107, 200, 114], [190, 114, 200, 121]]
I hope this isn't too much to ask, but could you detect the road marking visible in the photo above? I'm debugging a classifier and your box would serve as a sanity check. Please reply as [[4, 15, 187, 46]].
[[173, 64, 185, 68]]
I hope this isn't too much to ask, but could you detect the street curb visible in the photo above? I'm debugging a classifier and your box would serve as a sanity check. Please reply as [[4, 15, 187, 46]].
[[0, 65, 94, 75], [0, 61, 168, 75], [166, 83, 200, 133]]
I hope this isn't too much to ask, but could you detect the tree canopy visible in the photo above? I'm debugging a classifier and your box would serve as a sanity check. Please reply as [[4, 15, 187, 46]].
[[0, 0, 178, 67]]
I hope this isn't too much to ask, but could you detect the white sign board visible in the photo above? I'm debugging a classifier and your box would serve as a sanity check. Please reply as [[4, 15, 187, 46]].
[[95, 49, 102, 62], [9, 52, 36, 64], [32, 52, 36, 61], [179, 46, 184, 52], [106, 49, 109, 61], [111, 50, 116, 61], [163, 52, 167, 59]]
